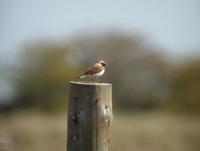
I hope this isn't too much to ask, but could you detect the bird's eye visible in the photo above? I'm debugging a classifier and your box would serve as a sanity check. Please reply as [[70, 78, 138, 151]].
[[101, 63, 106, 66]]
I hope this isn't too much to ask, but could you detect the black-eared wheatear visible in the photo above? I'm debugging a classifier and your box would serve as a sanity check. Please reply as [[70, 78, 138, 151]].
[[77, 60, 107, 81]]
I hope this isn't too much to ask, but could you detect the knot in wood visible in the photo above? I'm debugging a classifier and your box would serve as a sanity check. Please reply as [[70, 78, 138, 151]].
[[73, 134, 79, 141], [103, 105, 112, 124], [72, 111, 79, 125]]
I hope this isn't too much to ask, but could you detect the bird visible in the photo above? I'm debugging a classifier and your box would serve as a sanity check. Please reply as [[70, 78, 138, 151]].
[[77, 60, 107, 82]]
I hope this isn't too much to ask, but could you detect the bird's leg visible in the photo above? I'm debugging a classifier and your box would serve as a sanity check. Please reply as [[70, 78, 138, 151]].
[[96, 76, 100, 83], [93, 76, 97, 82], [91, 76, 95, 82]]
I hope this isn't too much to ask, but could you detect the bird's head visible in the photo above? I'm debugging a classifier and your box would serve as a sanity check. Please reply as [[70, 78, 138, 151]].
[[98, 60, 107, 67]]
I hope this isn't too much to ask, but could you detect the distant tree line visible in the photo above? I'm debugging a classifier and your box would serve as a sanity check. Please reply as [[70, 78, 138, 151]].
[[1, 31, 200, 113]]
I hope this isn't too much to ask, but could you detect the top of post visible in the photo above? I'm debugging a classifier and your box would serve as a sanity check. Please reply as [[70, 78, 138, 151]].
[[69, 81, 111, 86]]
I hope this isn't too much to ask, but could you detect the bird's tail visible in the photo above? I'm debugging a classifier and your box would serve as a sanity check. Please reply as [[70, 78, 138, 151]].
[[76, 75, 86, 79]]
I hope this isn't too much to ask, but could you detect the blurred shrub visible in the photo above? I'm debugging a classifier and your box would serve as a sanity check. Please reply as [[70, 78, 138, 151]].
[[2, 31, 199, 113], [170, 58, 200, 112], [68, 32, 172, 109], [14, 42, 80, 111]]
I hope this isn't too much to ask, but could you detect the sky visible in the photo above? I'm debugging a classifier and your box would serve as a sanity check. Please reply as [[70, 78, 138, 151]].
[[0, 0, 200, 64]]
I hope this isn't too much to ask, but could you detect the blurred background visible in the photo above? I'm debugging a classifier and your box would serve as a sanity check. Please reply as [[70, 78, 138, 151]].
[[0, 0, 200, 151]]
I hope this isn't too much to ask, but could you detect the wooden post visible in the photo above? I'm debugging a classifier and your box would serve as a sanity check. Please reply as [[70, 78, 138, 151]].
[[67, 81, 113, 151]]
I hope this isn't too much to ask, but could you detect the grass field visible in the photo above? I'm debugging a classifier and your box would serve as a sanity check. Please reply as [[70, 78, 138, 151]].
[[0, 112, 200, 151]]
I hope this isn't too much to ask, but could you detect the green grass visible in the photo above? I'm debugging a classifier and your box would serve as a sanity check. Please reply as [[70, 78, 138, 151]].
[[0, 112, 200, 151]]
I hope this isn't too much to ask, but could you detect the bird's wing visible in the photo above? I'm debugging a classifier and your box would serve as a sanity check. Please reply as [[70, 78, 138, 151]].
[[84, 63, 103, 76]]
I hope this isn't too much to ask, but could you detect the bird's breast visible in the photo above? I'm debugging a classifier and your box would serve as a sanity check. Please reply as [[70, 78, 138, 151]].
[[94, 68, 105, 77]]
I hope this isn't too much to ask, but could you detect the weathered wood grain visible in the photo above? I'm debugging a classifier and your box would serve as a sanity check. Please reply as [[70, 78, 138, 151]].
[[67, 81, 113, 151]]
